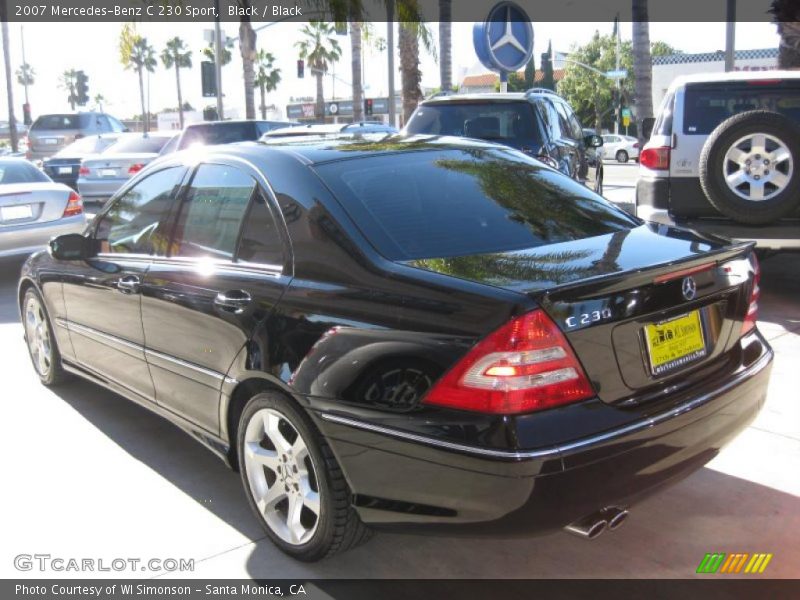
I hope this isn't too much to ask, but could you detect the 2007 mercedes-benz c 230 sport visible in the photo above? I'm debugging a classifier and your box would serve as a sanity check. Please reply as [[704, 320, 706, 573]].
[[19, 135, 772, 561]]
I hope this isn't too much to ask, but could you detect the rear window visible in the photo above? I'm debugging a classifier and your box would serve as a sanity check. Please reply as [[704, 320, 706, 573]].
[[104, 135, 172, 154], [56, 136, 117, 156], [315, 149, 636, 261], [0, 161, 50, 184], [683, 81, 800, 135], [406, 102, 542, 146], [178, 122, 257, 149], [31, 114, 89, 130]]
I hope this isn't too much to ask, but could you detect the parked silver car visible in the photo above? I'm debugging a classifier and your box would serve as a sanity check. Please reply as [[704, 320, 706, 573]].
[[26, 112, 127, 161], [0, 158, 85, 258], [77, 132, 174, 204]]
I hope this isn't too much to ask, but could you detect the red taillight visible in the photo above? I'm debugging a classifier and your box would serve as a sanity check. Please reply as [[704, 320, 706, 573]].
[[78, 166, 90, 176], [742, 253, 760, 336], [640, 146, 670, 170], [423, 309, 595, 414], [128, 163, 145, 175], [62, 191, 83, 217], [633, 142, 640, 149]]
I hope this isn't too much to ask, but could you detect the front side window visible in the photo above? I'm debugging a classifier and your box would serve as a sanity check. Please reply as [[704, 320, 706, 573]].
[[171, 164, 256, 260], [95, 167, 185, 255]]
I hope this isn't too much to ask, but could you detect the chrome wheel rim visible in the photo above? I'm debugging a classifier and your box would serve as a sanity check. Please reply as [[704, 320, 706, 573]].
[[723, 133, 793, 201], [243, 408, 320, 545], [24, 295, 53, 377]]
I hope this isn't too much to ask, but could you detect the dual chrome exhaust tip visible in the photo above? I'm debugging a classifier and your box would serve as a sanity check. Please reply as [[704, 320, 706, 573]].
[[564, 506, 629, 540]]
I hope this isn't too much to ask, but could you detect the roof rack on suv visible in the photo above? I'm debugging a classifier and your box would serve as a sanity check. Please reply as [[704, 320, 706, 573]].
[[524, 88, 558, 97]]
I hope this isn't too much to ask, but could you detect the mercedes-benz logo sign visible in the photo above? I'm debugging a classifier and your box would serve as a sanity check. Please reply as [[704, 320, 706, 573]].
[[329, 103, 339, 115], [682, 276, 697, 301], [473, 2, 534, 74]]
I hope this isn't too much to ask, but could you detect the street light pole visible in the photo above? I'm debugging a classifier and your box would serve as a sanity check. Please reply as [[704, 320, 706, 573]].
[[725, 0, 736, 72], [213, 0, 224, 120], [387, 6, 396, 127]]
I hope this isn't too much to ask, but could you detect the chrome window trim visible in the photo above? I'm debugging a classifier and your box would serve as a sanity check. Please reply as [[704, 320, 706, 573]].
[[319, 342, 772, 461], [92, 253, 283, 277]]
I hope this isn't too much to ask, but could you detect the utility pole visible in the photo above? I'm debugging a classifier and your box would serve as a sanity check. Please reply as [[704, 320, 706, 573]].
[[20, 26, 29, 106], [614, 15, 621, 134], [213, 0, 224, 119], [387, 6, 395, 127], [1, 19, 17, 152], [725, 0, 736, 72]]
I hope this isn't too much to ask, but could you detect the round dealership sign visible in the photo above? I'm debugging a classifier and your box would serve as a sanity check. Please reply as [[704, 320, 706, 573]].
[[473, 1, 534, 74]]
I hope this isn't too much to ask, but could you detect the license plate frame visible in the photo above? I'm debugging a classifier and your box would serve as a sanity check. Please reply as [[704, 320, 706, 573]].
[[58, 166, 73, 175], [1, 204, 33, 221], [99, 168, 117, 177], [644, 310, 707, 376], [43, 138, 58, 145]]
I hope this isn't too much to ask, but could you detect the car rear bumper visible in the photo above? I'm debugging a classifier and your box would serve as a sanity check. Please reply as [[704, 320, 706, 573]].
[[314, 331, 772, 534], [0, 214, 86, 258]]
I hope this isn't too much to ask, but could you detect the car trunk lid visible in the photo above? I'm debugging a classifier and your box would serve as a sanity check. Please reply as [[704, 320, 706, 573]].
[[0, 183, 69, 225], [81, 152, 157, 180]]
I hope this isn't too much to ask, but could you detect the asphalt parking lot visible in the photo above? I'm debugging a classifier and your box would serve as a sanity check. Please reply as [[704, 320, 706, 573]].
[[0, 174, 797, 579]]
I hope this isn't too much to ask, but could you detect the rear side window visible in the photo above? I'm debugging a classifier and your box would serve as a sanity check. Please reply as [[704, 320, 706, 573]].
[[236, 189, 284, 266], [95, 167, 184, 255], [172, 164, 256, 260], [315, 149, 636, 261], [0, 161, 50, 184], [683, 81, 800, 135], [406, 102, 541, 146], [31, 114, 84, 130], [653, 91, 675, 137]]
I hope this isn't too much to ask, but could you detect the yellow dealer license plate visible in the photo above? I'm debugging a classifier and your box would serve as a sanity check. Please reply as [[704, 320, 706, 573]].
[[644, 310, 707, 376]]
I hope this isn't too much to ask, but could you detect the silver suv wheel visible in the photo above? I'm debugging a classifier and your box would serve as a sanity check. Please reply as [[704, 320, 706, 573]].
[[723, 133, 793, 201]]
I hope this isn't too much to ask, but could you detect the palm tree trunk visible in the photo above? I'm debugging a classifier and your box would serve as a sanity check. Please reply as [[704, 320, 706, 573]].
[[260, 83, 266, 119], [239, 16, 257, 120], [351, 22, 363, 122], [137, 67, 147, 133], [315, 70, 325, 121], [175, 63, 184, 129], [772, 0, 800, 68], [399, 22, 422, 125], [632, 0, 653, 145], [439, 0, 452, 92], [1, 20, 17, 152]]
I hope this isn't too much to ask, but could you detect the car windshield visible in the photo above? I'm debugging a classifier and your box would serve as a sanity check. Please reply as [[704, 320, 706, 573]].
[[31, 114, 89, 130], [104, 135, 172, 154], [315, 148, 636, 261], [0, 161, 50, 184], [56, 136, 117, 156], [178, 123, 256, 149], [406, 102, 543, 146]]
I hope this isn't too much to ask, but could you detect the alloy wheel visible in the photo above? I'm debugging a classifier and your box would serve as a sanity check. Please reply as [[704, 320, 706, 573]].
[[723, 133, 794, 201], [24, 295, 53, 378], [243, 408, 321, 546]]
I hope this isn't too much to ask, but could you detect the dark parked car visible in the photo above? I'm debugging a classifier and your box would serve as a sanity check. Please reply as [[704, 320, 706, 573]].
[[171, 120, 298, 152], [405, 89, 604, 193], [19, 136, 771, 561], [41, 134, 123, 191]]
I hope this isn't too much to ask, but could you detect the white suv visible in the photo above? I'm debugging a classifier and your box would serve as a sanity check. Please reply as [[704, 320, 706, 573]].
[[636, 71, 800, 251]]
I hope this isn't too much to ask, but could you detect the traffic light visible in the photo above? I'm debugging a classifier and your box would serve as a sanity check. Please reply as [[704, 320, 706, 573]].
[[75, 71, 89, 106], [201, 61, 217, 97], [22, 103, 31, 126], [364, 98, 373, 117], [297, 59, 304, 79]]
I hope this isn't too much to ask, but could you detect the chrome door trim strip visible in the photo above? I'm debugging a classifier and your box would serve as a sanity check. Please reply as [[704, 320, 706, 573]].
[[144, 347, 237, 385], [57, 318, 142, 353], [319, 343, 772, 461]]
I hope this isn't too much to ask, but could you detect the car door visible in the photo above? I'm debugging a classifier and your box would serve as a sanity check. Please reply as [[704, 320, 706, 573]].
[[140, 161, 291, 435], [60, 165, 187, 402]]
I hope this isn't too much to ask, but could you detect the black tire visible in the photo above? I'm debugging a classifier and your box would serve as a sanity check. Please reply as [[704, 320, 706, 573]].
[[21, 287, 69, 386], [699, 110, 800, 225], [237, 391, 372, 561], [616, 150, 629, 163]]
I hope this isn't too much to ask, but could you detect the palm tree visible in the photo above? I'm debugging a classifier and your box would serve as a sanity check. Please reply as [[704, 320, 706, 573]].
[[1, 17, 17, 152], [58, 69, 79, 111], [93, 93, 107, 113], [295, 21, 342, 121], [397, 1, 436, 124], [16, 62, 34, 106], [350, 22, 364, 122], [254, 49, 281, 120], [120, 26, 157, 133], [632, 0, 654, 144], [161, 37, 192, 129], [201, 39, 233, 65], [238, 1, 258, 119], [771, 0, 800, 68], [438, 0, 452, 92]]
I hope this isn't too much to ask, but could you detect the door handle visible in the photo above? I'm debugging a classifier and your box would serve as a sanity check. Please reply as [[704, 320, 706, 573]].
[[116, 275, 140, 294], [214, 290, 252, 313]]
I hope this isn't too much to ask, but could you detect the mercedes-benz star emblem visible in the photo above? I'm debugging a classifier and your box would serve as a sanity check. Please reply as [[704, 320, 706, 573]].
[[682, 276, 697, 301], [491, 6, 527, 54]]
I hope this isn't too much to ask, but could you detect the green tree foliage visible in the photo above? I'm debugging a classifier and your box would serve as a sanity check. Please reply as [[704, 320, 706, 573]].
[[161, 37, 192, 129], [254, 49, 281, 120], [295, 21, 342, 120]]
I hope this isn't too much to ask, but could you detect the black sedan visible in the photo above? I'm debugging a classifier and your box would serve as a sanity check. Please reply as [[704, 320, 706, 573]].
[[19, 135, 771, 561]]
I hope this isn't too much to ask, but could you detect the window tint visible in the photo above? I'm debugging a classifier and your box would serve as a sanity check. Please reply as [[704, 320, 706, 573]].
[[108, 116, 126, 133], [0, 161, 50, 184], [236, 189, 283, 266], [172, 164, 256, 260], [683, 81, 800, 135], [653, 91, 675, 137], [31, 114, 83, 130], [178, 122, 258, 149], [105, 135, 172, 154], [536, 100, 561, 140], [95, 167, 184, 255], [56, 135, 118, 156], [315, 149, 636, 261], [405, 102, 542, 145], [554, 101, 582, 140]]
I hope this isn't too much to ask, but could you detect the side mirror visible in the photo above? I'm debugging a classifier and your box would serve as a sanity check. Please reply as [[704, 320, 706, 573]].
[[584, 134, 603, 148], [641, 117, 655, 140], [49, 233, 93, 261]]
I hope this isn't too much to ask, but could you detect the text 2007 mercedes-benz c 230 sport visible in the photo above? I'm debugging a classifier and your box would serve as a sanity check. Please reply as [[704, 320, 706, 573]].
[[19, 135, 772, 561]]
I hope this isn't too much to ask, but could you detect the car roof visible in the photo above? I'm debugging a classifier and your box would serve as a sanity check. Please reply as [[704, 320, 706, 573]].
[[185, 120, 280, 128], [668, 69, 800, 91], [422, 92, 531, 104]]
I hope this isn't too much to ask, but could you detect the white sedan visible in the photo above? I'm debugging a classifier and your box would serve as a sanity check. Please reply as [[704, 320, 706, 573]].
[[601, 134, 640, 163], [0, 158, 85, 258]]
